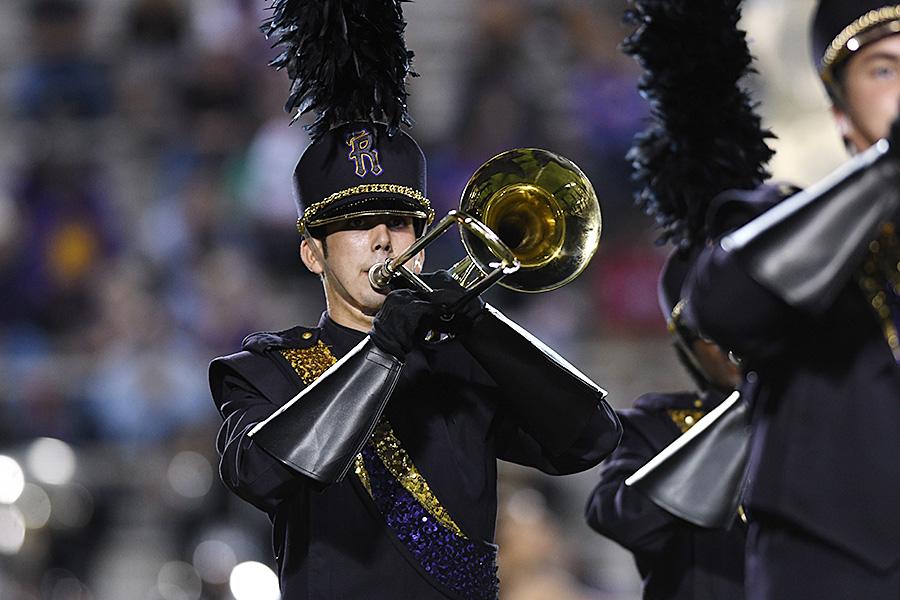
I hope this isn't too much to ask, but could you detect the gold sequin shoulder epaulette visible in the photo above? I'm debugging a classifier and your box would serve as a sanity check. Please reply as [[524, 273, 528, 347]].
[[280, 339, 338, 385], [667, 408, 706, 433]]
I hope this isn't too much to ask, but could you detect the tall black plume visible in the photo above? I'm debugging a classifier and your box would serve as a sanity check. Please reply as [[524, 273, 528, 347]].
[[623, 0, 775, 250], [262, 0, 416, 141]]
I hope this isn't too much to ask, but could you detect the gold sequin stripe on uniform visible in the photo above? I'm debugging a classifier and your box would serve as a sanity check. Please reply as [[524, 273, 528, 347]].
[[296, 184, 435, 231], [353, 421, 467, 539], [856, 223, 900, 360], [280, 340, 467, 538], [821, 6, 900, 82]]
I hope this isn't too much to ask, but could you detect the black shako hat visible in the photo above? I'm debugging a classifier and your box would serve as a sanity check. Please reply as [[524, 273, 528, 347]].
[[293, 121, 433, 237], [261, 0, 428, 237], [658, 249, 699, 335], [813, 1, 900, 84], [658, 249, 711, 389]]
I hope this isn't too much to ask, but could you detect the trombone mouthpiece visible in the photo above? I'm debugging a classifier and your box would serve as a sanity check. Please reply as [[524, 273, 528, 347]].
[[368, 261, 394, 291]]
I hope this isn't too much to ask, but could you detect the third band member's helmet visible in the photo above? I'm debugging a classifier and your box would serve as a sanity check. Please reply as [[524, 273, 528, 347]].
[[657, 250, 710, 390], [813, 1, 900, 88]]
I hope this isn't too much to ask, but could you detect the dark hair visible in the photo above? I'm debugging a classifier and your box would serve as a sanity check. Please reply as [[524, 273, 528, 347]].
[[825, 61, 850, 109]]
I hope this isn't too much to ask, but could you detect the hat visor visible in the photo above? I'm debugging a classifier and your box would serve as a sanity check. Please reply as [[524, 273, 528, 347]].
[[306, 192, 432, 228], [821, 16, 900, 83]]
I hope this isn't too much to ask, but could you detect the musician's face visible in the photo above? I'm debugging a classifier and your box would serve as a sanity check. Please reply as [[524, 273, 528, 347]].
[[300, 214, 423, 331], [833, 33, 900, 152], [691, 339, 743, 393]]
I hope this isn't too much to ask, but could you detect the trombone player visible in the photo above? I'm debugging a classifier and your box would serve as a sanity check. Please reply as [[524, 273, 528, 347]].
[[210, 4, 620, 595], [209, 120, 621, 599]]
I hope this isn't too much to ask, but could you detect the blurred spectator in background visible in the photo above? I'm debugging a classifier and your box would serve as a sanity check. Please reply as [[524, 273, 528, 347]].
[[498, 486, 595, 600], [4, 156, 121, 338], [234, 68, 312, 279], [564, 2, 647, 233], [85, 260, 211, 448], [15, 0, 112, 121], [126, 0, 185, 50]]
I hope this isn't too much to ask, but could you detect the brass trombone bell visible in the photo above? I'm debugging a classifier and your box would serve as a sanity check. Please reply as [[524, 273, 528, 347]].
[[368, 148, 602, 307]]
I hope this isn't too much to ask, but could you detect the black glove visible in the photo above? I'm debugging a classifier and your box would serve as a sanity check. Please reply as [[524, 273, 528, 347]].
[[369, 289, 442, 359], [416, 270, 486, 336], [370, 271, 487, 357]]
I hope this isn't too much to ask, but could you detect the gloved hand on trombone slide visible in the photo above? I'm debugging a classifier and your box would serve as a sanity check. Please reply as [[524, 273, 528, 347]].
[[369, 270, 485, 359]]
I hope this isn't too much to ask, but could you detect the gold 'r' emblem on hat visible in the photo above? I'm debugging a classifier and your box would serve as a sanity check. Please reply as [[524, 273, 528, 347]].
[[347, 130, 383, 178]]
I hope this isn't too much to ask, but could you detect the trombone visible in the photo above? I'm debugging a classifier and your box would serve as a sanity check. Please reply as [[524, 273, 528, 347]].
[[368, 148, 602, 311]]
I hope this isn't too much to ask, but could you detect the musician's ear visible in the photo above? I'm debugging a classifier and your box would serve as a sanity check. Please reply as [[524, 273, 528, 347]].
[[301, 238, 325, 275]]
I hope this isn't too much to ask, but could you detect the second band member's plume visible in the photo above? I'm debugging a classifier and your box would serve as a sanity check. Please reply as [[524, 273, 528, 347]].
[[623, 0, 775, 250]]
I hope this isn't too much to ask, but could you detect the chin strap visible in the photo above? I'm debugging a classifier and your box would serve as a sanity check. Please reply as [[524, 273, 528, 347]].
[[302, 224, 365, 316], [721, 139, 900, 315]]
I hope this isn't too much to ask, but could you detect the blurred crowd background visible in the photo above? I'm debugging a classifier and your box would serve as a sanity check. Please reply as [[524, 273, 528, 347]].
[[0, 0, 849, 598]]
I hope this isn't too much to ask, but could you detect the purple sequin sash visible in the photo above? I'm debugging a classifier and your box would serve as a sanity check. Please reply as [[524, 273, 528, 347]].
[[360, 443, 499, 600], [278, 342, 499, 597]]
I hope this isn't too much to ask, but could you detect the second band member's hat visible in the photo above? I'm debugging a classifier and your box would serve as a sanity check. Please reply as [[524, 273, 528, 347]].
[[658, 249, 700, 338], [813, 1, 900, 84]]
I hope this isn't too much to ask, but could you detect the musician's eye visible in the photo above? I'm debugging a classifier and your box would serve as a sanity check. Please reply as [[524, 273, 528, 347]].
[[871, 64, 898, 80], [387, 216, 413, 231]]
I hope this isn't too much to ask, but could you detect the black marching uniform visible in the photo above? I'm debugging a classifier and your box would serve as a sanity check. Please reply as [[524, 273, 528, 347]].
[[208, 118, 623, 597], [217, 4, 621, 591], [586, 248, 748, 600], [687, 179, 900, 597], [212, 308, 620, 599], [606, 0, 784, 596], [586, 389, 746, 600], [683, 1, 900, 595]]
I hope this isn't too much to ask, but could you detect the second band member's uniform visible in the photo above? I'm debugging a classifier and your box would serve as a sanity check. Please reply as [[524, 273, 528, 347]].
[[586, 389, 746, 600]]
